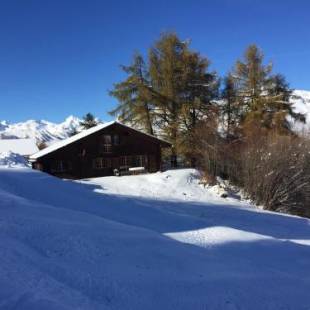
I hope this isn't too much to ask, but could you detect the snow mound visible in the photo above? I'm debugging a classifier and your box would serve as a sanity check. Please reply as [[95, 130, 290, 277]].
[[80, 169, 235, 203], [81, 169, 246, 206], [0, 151, 30, 168]]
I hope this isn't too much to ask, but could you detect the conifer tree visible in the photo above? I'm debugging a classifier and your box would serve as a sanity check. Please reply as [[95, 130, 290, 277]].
[[68, 127, 79, 137], [80, 113, 98, 130], [109, 53, 155, 135], [231, 44, 304, 134], [148, 33, 219, 158], [221, 73, 240, 139], [267, 74, 305, 127], [148, 33, 185, 151], [109, 32, 219, 162]]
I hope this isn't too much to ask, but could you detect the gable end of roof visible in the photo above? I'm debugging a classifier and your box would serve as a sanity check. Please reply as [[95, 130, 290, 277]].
[[29, 121, 171, 160]]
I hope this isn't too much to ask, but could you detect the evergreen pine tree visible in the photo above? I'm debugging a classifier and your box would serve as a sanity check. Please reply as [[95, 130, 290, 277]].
[[109, 32, 219, 164], [68, 127, 79, 137], [221, 73, 240, 139], [80, 113, 98, 130], [231, 44, 304, 134], [109, 53, 155, 134], [148, 33, 219, 159]]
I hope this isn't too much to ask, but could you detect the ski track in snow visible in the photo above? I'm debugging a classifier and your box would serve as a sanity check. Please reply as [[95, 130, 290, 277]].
[[0, 168, 310, 309]]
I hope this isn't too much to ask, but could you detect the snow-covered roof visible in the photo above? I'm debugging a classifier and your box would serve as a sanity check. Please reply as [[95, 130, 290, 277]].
[[30, 121, 170, 160], [0, 138, 39, 156]]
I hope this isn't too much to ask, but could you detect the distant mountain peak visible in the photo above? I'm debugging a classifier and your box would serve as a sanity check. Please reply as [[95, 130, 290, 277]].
[[0, 116, 84, 144]]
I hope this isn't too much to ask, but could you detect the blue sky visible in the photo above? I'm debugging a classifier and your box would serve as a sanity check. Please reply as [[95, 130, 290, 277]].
[[1, 0, 310, 123]]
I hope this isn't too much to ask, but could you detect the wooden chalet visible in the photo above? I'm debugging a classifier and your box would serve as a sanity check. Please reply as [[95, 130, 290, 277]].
[[29, 121, 171, 179]]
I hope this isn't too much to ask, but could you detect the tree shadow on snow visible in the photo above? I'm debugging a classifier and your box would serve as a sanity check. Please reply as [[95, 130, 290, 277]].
[[1, 169, 309, 242]]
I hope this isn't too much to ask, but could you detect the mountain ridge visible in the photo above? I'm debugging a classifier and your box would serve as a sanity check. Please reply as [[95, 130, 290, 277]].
[[0, 115, 83, 144]]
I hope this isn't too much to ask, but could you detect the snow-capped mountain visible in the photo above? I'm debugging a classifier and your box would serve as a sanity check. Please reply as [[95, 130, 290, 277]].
[[0, 116, 82, 144]]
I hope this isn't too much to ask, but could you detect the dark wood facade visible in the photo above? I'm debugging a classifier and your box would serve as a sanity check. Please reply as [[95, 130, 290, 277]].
[[31, 122, 171, 179]]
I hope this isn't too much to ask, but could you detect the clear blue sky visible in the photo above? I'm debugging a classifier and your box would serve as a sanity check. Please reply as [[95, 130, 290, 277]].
[[1, 0, 309, 122]]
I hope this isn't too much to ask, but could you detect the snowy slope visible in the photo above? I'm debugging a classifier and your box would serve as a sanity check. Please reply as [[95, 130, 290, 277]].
[[80, 169, 238, 204], [0, 138, 38, 156], [0, 167, 310, 309], [0, 116, 82, 143]]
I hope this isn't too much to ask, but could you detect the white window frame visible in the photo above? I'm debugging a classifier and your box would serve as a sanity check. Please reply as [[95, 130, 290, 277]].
[[119, 156, 131, 167], [101, 135, 112, 153], [132, 155, 147, 167], [93, 157, 112, 169], [103, 144, 112, 153]]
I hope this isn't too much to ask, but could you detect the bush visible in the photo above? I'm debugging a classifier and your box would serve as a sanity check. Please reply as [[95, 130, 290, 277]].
[[192, 120, 224, 184], [241, 134, 310, 217], [195, 122, 310, 217]]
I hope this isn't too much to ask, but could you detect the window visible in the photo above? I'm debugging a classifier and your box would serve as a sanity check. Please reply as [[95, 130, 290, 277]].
[[99, 135, 112, 153], [113, 134, 120, 145], [51, 160, 72, 173], [132, 155, 147, 167], [119, 155, 147, 168], [103, 135, 112, 144], [102, 144, 112, 153], [93, 158, 112, 169], [119, 156, 131, 167]]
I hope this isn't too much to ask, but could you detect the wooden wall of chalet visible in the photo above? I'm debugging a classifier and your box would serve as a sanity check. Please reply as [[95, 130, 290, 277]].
[[34, 123, 168, 179]]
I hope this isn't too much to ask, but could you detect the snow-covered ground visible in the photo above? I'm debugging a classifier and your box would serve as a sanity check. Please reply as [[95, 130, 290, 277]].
[[0, 138, 38, 156], [80, 169, 240, 204], [0, 167, 310, 309]]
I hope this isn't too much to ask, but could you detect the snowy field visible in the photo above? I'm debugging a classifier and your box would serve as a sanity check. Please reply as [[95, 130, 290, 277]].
[[0, 166, 310, 309]]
